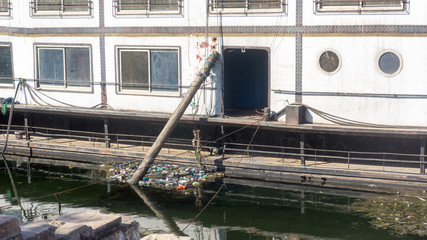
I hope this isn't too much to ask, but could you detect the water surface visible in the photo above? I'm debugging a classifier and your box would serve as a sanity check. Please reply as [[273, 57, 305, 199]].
[[0, 163, 422, 240]]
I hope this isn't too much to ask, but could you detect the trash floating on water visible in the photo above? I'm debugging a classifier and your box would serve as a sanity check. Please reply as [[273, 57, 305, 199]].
[[354, 194, 427, 237], [104, 162, 224, 190]]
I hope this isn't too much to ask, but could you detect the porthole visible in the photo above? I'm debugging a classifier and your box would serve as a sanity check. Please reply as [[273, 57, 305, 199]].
[[318, 49, 341, 75], [377, 50, 403, 77]]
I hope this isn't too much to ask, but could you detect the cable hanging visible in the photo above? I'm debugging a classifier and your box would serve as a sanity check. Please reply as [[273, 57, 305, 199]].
[[304, 104, 427, 129]]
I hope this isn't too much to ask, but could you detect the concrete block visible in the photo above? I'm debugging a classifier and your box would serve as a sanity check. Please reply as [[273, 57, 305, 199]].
[[55, 223, 92, 240], [0, 215, 23, 240], [21, 220, 55, 240], [56, 211, 121, 240], [119, 216, 140, 240], [285, 104, 305, 125]]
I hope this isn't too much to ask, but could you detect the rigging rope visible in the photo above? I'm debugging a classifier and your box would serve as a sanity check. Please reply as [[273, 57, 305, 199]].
[[182, 115, 264, 232], [1, 81, 22, 206]]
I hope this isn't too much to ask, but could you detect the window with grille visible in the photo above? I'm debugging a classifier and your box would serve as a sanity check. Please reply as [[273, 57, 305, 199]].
[[209, 0, 286, 14], [116, 47, 180, 94], [31, 0, 92, 16], [0, 45, 13, 86], [0, 0, 10, 16], [314, 0, 409, 14], [36, 46, 92, 89], [113, 0, 182, 16]]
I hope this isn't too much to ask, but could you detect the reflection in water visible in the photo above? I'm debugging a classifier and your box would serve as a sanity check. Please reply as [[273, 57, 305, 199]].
[[0, 163, 422, 240]]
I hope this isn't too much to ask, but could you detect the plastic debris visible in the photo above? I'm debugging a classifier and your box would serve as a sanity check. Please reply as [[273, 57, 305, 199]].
[[354, 194, 427, 237], [104, 162, 224, 191]]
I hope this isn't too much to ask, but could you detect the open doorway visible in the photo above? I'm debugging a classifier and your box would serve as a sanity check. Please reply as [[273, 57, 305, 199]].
[[223, 48, 269, 116]]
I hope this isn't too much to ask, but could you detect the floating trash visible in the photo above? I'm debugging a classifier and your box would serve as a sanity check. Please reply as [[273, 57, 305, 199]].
[[104, 162, 224, 191], [354, 194, 427, 237]]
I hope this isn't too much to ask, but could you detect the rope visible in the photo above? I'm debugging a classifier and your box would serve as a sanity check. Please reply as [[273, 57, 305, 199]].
[[304, 104, 424, 129], [0, 179, 107, 209], [1, 82, 22, 206], [24, 81, 114, 110], [182, 115, 264, 232], [213, 118, 264, 143]]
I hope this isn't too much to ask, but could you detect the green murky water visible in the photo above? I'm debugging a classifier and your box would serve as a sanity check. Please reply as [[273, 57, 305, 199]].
[[0, 162, 425, 240]]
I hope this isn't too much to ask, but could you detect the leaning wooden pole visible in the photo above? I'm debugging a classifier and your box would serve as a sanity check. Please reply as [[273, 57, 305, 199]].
[[129, 51, 219, 185]]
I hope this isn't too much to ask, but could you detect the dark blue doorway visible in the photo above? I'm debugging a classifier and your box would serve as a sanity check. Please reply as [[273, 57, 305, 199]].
[[223, 48, 268, 115]]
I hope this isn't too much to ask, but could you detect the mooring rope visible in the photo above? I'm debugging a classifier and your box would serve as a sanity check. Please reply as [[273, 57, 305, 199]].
[[181, 115, 264, 232], [1, 81, 22, 206]]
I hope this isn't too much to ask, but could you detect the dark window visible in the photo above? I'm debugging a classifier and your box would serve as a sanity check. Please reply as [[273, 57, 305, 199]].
[[0, 46, 13, 85], [118, 48, 179, 93], [210, 0, 286, 13], [114, 0, 181, 15], [37, 46, 91, 88], [314, 0, 409, 14]]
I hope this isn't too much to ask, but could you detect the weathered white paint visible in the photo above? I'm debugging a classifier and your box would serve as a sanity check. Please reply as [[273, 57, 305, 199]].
[[303, 36, 427, 126], [0, 0, 426, 127]]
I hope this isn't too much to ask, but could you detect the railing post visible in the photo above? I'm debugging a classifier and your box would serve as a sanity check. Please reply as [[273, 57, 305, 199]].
[[104, 119, 110, 148], [116, 134, 119, 149], [300, 134, 305, 166], [347, 152, 350, 169], [24, 113, 30, 141], [421, 139, 425, 174]]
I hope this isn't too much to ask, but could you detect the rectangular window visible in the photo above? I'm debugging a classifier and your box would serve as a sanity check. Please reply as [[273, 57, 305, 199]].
[[31, 0, 92, 16], [36, 46, 91, 89], [113, 0, 182, 16], [209, 0, 286, 14], [0, 0, 10, 16], [314, 0, 409, 14], [0, 45, 13, 85], [117, 47, 179, 94]]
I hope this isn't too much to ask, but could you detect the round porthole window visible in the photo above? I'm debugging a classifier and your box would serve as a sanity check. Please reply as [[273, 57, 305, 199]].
[[318, 50, 341, 75], [377, 50, 403, 77]]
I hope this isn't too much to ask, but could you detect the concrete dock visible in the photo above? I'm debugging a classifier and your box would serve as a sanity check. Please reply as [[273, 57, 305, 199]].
[[2, 131, 427, 193]]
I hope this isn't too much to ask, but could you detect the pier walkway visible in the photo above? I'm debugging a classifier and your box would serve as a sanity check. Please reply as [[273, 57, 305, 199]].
[[1, 125, 427, 193]]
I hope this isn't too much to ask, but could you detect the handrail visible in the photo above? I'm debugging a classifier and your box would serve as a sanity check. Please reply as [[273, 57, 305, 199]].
[[0, 123, 425, 173]]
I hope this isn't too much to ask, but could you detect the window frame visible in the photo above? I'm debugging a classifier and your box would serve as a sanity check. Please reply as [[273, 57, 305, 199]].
[[34, 44, 93, 92], [30, 0, 93, 17], [112, 0, 183, 16], [0, 0, 11, 17], [0, 43, 14, 88], [209, 0, 287, 15], [115, 46, 181, 97], [313, 0, 409, 15]]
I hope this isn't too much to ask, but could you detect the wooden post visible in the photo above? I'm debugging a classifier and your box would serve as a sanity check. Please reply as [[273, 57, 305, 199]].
[[129, 51, 219, 185], [300, 134, 305, 166], [421, 139, 425, 174]]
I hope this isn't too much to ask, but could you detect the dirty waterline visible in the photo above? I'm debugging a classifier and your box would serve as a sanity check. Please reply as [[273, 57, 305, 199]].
[[0, 161, 425, 240]]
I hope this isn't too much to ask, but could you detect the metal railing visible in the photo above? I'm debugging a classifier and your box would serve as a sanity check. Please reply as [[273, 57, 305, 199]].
[[112, 0, 183, 16], [0, 1, 11, 16], [29, 1, 93, 17], [0, 124, 425, 175], [313, 0, 410, 14], [209, 0, 287, 14]]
